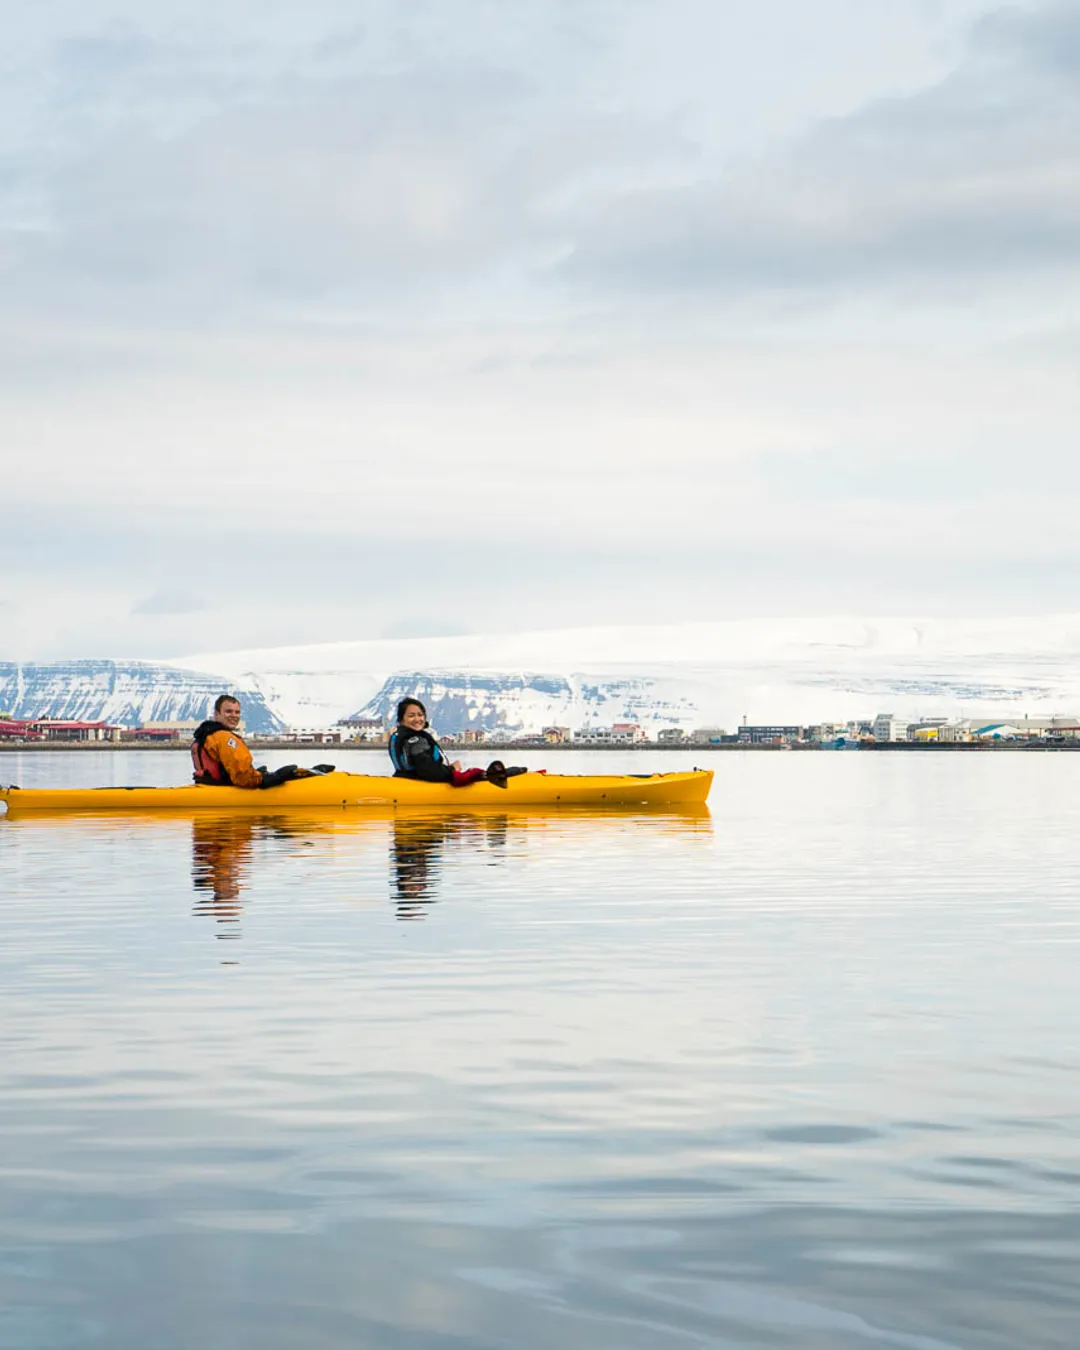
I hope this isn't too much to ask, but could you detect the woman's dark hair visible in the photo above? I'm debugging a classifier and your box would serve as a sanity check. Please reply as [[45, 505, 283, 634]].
[[396, 697, 427, 725]]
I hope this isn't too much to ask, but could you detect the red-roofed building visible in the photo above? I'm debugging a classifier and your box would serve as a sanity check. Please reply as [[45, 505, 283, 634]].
[[0, 720, 43, 741], [33, 721, 123, 742]]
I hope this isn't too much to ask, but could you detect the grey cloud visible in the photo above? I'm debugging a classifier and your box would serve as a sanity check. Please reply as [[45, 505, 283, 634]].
[[21, 3, 1069, 324], [10, 472, 1080, 658], [754, 447, 1009, 505], [310, 26, 367, 64], [972, 1, 1080, 76], [563, 1, 1080, 299], [132, 589, 208, 615], [5, 71, 518, 312], [0, 2, 690, 322], [4, 68, 686, 319], [54, 29, 158, 83]]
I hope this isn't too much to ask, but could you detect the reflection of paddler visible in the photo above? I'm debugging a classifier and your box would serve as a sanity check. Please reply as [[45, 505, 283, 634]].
[[191, 816, 259, 935], [390, 814, 512, 919], [391, 817, 450, 919]]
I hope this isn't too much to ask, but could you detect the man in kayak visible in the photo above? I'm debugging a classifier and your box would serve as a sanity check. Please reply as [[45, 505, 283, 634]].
[[191, 695, 301, 788], [389, 698, 522, 788]]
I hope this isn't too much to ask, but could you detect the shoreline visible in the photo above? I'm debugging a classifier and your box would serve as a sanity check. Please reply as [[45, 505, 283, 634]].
[[3, 740, 1080, 753]]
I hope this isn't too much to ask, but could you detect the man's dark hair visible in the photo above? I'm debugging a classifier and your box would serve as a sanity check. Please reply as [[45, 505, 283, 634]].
[[214, 693, 240, 715], [396, 697, 427, 725]]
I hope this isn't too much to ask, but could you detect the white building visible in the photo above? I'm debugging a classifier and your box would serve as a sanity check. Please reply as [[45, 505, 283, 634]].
[[906, 719, 972, 742], [574, 723, 646, 745], [574, 727, 612, 744], [277, 727, 343, 744], [657, 727, 688, 744], [335, 716, 386, 743], [871, 713, 905, 742]]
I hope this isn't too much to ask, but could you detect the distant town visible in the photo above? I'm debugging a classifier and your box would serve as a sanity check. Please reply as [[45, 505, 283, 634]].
[[3, 712, 1080, 749]]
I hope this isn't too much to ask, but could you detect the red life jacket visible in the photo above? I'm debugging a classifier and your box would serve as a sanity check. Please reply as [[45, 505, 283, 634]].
[[191, 721, 232, 785]]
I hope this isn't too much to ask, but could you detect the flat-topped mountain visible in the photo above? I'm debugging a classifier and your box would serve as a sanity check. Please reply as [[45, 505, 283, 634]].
[[0, 661, 284, 734]]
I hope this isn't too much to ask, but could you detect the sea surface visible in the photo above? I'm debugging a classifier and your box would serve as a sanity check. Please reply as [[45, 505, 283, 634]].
[[1, 748, 1078, 1350]]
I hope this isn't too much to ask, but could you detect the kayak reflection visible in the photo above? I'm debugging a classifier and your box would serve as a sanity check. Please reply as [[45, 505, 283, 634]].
[[182, 804, 712, 934], [190, 815, 258, 938], [190, 815, 324, 939], [391, 814, 511, 920]]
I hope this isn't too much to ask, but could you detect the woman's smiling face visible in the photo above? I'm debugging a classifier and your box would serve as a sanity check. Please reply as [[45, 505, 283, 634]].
[[401, 704, 426, 731]]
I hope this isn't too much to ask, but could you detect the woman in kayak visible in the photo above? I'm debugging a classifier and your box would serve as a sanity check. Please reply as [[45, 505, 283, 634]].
[[389, 699, 512, 788]]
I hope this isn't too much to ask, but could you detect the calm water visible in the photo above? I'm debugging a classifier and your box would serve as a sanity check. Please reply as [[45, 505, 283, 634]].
[[2, 748, 1078, 1350]]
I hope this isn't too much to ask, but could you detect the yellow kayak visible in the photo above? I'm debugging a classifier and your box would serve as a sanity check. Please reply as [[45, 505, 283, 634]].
[[0, 768, 712, 813]]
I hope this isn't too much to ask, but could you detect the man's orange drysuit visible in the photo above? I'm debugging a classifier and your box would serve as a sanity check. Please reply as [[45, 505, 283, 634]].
[[191, 720, 264, 788]]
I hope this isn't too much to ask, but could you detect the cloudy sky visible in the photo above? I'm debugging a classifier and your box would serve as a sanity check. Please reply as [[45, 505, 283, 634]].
[[2, 0, 1078, 660]]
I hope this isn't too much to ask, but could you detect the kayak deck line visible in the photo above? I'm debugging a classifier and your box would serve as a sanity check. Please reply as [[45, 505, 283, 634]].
[[0, 768, 713, 813]]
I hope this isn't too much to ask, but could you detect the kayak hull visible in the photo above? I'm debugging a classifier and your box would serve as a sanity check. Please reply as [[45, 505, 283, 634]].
[[0, 769, 712, 813]]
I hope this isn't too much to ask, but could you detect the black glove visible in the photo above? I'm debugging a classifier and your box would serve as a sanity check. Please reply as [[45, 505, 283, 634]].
[[486, 760, 509, 788], [259, 764, 299, 789], [312, 763, 336, 774]]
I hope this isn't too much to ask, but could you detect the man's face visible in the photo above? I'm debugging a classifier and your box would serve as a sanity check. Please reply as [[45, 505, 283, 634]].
[[217, 700, 242, 730]]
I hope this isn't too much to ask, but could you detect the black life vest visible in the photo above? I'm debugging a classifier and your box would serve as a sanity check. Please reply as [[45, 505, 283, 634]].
[[191, 720, 232, 785], [389, 726, 448, 779]]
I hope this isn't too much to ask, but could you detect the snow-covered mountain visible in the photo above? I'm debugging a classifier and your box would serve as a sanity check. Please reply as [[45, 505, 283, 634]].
[[0, 661, 284, 733], [166, 614, 1080, 734], [352, 671, 699, 736], [10, 617, 1080, 739]]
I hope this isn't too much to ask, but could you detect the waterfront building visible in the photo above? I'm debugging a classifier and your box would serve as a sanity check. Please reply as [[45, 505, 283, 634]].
[[34, 720, 123, 742], [574, 725, 645, 745], [1043, 724, 1080, 739], [807, 724, 836, 741], [971, 723, 1024, 740], [1013, 715, 1080, 737], [937, 722, 973, 743], [121, 720, 199, 743], [736, 725, 803, 744], [871, 713, 905, 742], [574, 726, 615, 744], [0, 719, 42, 741], [275, 727, 343, 744], [335, 716, 386, 743]]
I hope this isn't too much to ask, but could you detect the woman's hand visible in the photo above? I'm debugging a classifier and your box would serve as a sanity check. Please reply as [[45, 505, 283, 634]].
[[451, 759, 463, 771]]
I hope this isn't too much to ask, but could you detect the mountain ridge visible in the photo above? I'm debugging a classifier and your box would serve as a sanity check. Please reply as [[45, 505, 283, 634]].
[[5, 617, 1078, 737], [161, 614, 1080, 733]]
